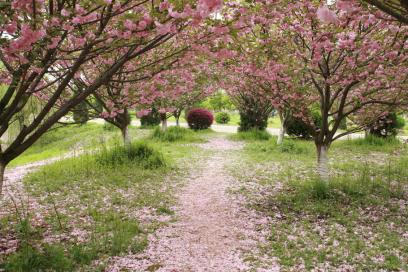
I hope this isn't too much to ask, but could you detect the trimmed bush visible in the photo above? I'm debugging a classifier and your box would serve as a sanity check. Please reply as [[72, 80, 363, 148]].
[[140, 108, 160, 127], [96, 141, 165, 169], [215, 112, 231, 124], [187, 108, 214, 130]]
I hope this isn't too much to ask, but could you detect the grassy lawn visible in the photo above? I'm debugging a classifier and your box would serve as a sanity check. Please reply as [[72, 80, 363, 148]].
[[229, 134, 408, 270], [0, 127, 211, 271], [8, 123, 151, 168]]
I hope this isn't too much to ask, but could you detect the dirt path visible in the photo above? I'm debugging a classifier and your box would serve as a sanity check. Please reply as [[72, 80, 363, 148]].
[[109, 137, 275, 272]]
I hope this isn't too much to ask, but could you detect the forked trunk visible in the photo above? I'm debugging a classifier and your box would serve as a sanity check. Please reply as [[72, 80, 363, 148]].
[[317, 144, 329, 181], [121, 125, 131, 146], [0, 162, 5, 195]]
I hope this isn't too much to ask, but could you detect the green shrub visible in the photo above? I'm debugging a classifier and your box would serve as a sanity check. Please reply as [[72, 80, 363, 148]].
[[96, 141, 165, 169], [231, 129, 271, 141], [277, 141, 307, 154], [140, 108, 160, 127], [151, 126, 196, 142], [238, 109, 269, 131], [286, 111, 322, 139], [369, 112, 405, 137], [4, 244, 73, 272], [215, 112, 231, 124], [73, 102, 89, 125]]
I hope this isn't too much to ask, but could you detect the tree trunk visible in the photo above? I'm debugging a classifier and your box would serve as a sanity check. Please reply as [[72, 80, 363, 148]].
[[365, 129, 370, 138], [277, 126, 285, 145], [277, 110, 286, 145], [121, 125, 131, 146], [0, 161, 5, 195], [175, 116, 180, 126], [161, 118, 167, 131], [316, 144, 330, 181]]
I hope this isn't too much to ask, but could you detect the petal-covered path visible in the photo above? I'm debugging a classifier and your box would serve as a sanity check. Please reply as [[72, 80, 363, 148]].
[[109, 137, 276, 271]]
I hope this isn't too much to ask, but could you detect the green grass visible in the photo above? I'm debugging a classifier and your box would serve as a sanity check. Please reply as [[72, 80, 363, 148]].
[[150, 126, 205, 143], [1, 131, 204, 270], [333, 134, 402, 153], [230, 134, 408, 270], [96, 141, 166, 168], [8, 123, 146, 167], [229, 129, 271, 141]]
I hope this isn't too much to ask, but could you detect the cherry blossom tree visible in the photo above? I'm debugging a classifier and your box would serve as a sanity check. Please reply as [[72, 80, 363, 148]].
[[74, 43, 186, 144], [0, 0, 223, 193], [211, 10, 297, 143], [275, 0, 408, 180], [136, 53, 215, 130]]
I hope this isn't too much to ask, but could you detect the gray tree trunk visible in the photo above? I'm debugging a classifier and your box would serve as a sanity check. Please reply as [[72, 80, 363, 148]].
[[277, 110, 285, 145], [317, 145, 329, 181], [121, 125, 131, 146], [277, 126, 285, 145], [161, 118, 168, 131]]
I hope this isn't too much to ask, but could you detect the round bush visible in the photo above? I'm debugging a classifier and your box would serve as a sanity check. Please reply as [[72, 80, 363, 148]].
[[215, 112, 230, 124], [187, 108, 214, 130]]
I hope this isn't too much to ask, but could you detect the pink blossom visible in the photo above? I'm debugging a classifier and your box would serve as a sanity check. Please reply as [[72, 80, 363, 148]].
[[61, 9, 70, 17], [5, 22, 17, 34], [155, 21, 172, 35], [336, 0, 354, 12], [199, 0, 223, 11], [124, 19, 136, 31], [137, 109, 151, 118], [316, 6, 338, 24], [48, 37, 61, 49], [138, 20, 147, 30], [159, 1, 170, 12]]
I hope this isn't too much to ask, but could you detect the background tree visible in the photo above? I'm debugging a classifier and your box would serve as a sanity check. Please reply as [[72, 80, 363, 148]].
[[273, 0, 408, 180], [0, 0, 224, 193]]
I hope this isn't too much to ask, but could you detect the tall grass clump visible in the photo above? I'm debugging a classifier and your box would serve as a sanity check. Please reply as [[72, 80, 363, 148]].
[[96, 141, 165, 169], [151, 126, 198, 142], [333, 134, 402, 153], [351, 134, 401, 146], [230, 129, 271, 141]]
